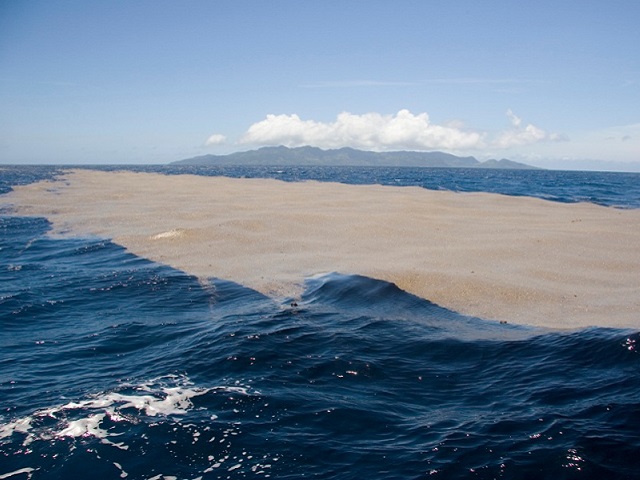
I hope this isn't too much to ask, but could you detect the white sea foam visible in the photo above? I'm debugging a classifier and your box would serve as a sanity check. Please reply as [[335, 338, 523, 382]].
[[0, 468, 36, 479], [0, 417, 32, 439], [150, 229, 185, 240], [57, 413, 108, 438], [0, 376, 252, 449]]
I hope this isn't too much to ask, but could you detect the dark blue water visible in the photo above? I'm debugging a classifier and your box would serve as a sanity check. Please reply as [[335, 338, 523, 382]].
[[2, 166, 640, 479]]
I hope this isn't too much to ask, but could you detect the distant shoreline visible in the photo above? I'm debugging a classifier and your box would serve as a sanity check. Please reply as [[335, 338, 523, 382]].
[[172, 145, 538, 169]]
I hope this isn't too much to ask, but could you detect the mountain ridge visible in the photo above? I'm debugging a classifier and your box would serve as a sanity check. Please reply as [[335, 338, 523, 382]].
[[173, 145, 537, 169]]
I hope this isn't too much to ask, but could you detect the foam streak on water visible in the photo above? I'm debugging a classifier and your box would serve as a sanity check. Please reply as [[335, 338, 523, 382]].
[[2, 166, 640, 479]]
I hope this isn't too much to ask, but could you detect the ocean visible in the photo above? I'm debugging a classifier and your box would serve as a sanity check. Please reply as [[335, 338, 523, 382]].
[[1, 165, 640, 479]]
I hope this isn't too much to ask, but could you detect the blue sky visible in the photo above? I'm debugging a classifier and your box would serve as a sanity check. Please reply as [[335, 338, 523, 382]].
[[1, 1, 639, 170]]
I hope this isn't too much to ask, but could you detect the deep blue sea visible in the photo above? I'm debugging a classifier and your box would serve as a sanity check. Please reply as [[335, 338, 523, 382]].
[[2, 165, 640, 479]]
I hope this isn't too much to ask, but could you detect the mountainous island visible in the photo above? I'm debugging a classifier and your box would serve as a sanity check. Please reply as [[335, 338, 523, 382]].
[[173, 146, 537, 169]]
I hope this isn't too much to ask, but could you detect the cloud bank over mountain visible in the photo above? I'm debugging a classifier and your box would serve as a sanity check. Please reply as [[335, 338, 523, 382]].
[[239, 109, 483, 150], [207, 109, 562, 153], [205, 134, 227, 146]]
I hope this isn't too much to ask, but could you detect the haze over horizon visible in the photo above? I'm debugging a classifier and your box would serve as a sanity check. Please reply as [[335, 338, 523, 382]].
[[1, 1, 639, 171]]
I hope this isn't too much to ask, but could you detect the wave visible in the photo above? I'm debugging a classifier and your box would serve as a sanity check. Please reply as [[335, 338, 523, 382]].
[[6, 257, 639, 478], [1, 375, 274, 479]]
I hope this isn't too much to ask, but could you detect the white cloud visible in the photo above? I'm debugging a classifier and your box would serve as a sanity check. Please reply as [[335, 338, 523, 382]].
[[491, 110, 560, 148], [226, 109, 564, 153], [493, 123, 546, 148], [205, 133, 227, 146], [239, 109, 484, 151], [505, 108, 522, 128]]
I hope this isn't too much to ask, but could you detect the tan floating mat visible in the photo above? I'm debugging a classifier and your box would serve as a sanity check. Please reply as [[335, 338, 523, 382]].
[[4, 169, 640, 329]]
